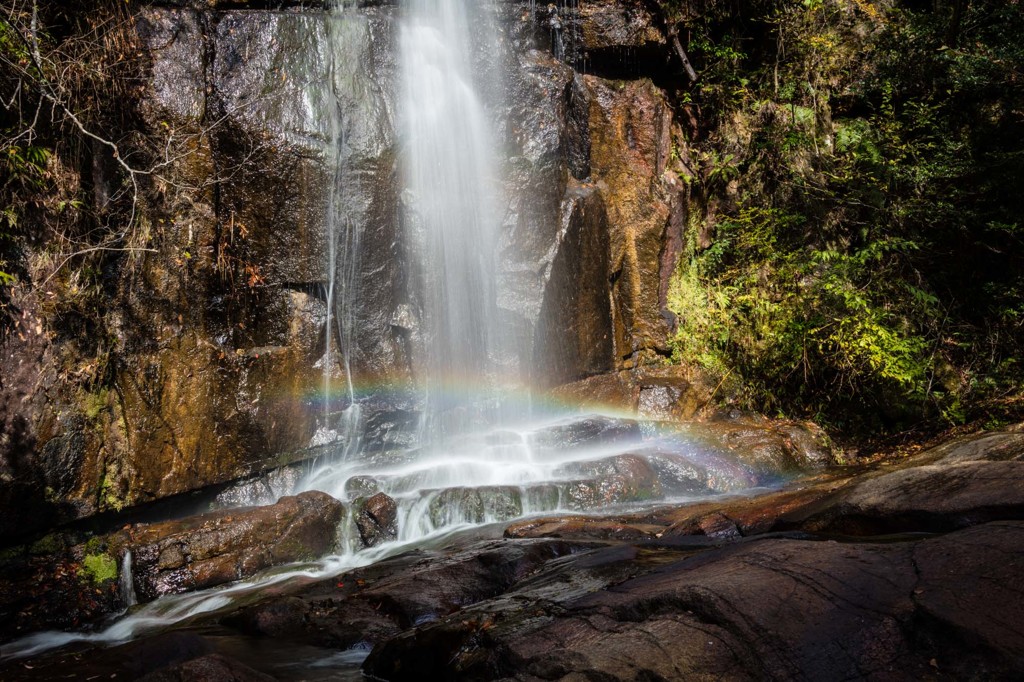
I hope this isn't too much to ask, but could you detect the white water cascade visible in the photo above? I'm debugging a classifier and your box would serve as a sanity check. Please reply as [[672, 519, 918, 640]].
[[303, 0, 541, 539], [401, 0, 507, 443]]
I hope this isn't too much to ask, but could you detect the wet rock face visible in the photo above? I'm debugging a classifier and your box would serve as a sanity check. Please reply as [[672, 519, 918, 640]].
[[0, 491, 345, 640], [425, 486, 529, 526], [531, 183, 614, 388], [556, 454, 663, 507], [528, 415, 642, 452], [212, 463, 305, 509], [126, 491, 344, 602], [355, 492, 398, 547], [577, 0, 665, 53], [498, 43, 613, 387], [0, 4, 412, 538]]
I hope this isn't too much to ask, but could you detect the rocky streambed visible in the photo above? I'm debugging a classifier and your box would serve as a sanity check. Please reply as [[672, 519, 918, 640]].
[[2, 424, 1021, 680]]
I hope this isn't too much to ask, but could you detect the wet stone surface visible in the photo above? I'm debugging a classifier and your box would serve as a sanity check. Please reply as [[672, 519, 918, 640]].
[[527, 415, 642, 453], [4, 427, 1024, 681], [354, 492, 398, 547], [127, 491, 346, 603]]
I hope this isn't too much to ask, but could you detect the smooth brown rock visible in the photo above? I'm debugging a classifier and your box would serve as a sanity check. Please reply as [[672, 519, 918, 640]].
[[912, 521, 1024, 671], [803, 460, 1024, 535], [365, 522, 1024, 681], [922, 429, 1024, 465], [505, 516, 661, 541], [226, 538, 585, 652], [584, 75, 678, 366], [126, 491, 344, 602], [355, 492, 398, 548]]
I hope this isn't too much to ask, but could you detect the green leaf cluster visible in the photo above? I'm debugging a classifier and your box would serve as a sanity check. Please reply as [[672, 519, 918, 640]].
[[667, 0, 1024, 434]]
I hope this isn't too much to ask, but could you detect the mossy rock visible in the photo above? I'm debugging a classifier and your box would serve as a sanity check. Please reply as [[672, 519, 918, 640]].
[[30, 533, 68, 556], [79, 552, 118, 585]]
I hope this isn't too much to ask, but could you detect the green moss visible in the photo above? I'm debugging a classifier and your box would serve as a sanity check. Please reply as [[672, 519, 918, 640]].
[[98, 468, 127, 512], [79, 553, 118, 585], [83, 535, 105, 555], [30, 533, 67, 556], [83, 388, 109, 420], [0, 545, 26, 566]]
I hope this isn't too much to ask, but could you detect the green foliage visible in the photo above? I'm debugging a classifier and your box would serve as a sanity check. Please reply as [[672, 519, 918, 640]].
[[1, 143, 51, 284], [667, 0, 1024, 434], [98, 468, 127, 512]]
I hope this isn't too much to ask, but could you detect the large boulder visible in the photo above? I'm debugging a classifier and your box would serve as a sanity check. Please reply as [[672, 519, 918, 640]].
[[125, 491, 344, 602], [363, 522, 1024, 681], [555, 454, 663, 507], [425, 486, 526, 527], [0, 491, 344, 641]]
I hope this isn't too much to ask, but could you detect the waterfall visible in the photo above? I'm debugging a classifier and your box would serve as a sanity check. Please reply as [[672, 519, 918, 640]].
[[119, 550, 137, 609], [400, 0, 506, 446]]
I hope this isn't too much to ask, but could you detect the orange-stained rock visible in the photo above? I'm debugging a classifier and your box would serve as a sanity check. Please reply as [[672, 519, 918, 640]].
[[584, 75, 681, 367]]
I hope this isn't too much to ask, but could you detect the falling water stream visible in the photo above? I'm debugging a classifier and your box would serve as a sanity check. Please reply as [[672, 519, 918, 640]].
[[315, 0, 364, 454], [401, 0, 505, 444]]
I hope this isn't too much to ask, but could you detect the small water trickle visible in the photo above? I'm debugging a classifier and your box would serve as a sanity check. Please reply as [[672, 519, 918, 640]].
[[321, 0, 365, 455], [541, 0, 581, 65], [119, 550, 137, 609]]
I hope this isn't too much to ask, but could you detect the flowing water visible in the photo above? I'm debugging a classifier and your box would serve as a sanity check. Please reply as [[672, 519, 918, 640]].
[[119, 550, 137, 609], [306, 0, 534, 537], [316, 0, 365, 453], [400, 0, 507, 442]]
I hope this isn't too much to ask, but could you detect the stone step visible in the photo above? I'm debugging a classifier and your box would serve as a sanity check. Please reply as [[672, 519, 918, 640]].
[[406, 470, 667, 529]]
